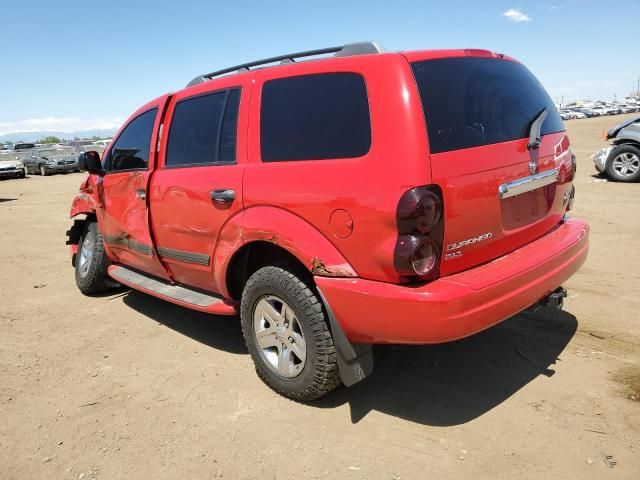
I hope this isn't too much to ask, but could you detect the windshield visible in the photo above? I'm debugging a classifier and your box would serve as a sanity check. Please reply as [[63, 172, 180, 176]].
[[411, 57, 565, 154]]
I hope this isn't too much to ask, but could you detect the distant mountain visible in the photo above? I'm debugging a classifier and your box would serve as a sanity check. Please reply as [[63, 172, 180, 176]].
[[0, 128, 118, 143]]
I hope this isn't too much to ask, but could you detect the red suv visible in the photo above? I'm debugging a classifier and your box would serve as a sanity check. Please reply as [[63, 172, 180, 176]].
[[67, 42, 589, 401]]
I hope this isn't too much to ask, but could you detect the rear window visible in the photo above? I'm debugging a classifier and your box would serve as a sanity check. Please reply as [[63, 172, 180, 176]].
[[166, 89, 240, 167], [411, 57, 565, 154], [260, 73, 371, 162]]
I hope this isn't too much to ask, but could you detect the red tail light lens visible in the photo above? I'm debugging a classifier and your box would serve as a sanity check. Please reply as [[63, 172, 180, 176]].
[[394, 186, 444, 282], [397, 189, 442, 234], [559, 153, 577, 184]]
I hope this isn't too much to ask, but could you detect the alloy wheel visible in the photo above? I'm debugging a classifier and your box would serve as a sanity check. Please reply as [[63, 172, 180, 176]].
[[78, 235, 93, 278], [253, 295, 307, 378], [612, 152, 640, 177]]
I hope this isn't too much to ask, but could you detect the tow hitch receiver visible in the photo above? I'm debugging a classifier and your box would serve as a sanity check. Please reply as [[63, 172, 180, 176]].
[[529, 287, 568, 312], [544, 287, 567, 310]]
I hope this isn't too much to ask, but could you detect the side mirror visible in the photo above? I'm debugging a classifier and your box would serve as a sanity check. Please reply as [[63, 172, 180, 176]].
[[78, 151, 103, 175]]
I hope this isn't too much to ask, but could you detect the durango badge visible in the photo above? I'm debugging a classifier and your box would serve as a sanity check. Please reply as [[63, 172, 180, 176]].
[[447, 232, 493, 251]]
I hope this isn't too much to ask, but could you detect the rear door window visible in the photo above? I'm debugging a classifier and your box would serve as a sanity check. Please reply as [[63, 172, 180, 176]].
[[166, 89, 241, 167], [260, 73, 371, 162], [411, 57, 565, 154]]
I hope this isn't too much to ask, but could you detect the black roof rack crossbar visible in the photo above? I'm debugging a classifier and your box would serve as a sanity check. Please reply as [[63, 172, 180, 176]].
[[186, 41, 384, 87]]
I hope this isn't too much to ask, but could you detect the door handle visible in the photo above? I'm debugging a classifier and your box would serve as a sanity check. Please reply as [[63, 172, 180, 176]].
[[135, 188, 146, 200], [210, 189, 235, 203]]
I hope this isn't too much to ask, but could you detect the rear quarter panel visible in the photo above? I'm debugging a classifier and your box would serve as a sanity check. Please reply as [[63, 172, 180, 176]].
[[244, 53, 429, 283]]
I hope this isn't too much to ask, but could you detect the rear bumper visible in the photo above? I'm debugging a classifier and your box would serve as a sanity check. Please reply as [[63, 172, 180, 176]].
[[316, 218, 589, 344], [592, 146, 612, 173]]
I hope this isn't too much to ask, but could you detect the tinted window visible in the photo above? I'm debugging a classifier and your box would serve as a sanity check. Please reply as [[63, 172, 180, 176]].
[[260, 73, 371, 162], [219, 89, 240, 162], [166, 89, 240, 167], [411, 58, 565, 154], [108, 109, 157, 171]]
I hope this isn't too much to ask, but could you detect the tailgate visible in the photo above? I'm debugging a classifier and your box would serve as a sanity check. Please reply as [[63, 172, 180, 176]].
[[431, 132, 575, 276], [409, 54, 575, 276]]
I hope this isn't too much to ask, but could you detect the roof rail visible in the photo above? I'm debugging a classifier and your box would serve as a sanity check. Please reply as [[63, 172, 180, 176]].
[[186, 41, 385, 87]]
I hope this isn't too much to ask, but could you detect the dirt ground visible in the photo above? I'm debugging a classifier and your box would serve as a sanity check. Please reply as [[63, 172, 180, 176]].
[[1, 114, 639, 480]]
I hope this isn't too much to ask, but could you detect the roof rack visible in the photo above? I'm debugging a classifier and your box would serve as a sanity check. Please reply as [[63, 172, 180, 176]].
[[186, 41, 385, 87]]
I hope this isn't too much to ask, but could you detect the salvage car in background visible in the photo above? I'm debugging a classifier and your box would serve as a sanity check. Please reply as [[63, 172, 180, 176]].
[[23, 149, 79, 176], [0, 159, 27, 179], [593, 115, 640, 182]]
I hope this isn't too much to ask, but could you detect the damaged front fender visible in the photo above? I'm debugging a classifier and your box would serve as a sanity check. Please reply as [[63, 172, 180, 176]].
[[69, 192, 96, 219]]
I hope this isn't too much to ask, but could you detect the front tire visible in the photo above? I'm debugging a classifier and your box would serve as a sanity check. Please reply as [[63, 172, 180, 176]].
[[240, 266, 340, 401], [40, 164, 51, 176], [606, 145, 640, 182], [75, 222, 111, 295]]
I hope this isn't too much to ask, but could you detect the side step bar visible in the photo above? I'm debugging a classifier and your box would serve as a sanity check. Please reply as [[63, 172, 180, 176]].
[[108, 265, 237, 315]]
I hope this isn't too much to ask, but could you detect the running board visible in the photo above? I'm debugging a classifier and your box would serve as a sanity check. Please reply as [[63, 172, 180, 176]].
[[108, 265, 237, 315]]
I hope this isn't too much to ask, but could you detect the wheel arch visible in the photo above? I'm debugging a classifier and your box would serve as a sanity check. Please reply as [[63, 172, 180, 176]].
[[67, 194, 98, 266], [216, 206, 357, 301], [612, 139, 640, 149], [225, 241, 311, 301], [70, 192, 97, 220]]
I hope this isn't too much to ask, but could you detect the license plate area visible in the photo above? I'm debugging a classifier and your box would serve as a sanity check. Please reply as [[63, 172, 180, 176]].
[[500, 184, 556, 230]]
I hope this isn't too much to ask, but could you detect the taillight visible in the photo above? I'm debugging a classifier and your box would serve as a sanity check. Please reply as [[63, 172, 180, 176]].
[[394, 185, 444, 282], [559, 153, 577, 184]]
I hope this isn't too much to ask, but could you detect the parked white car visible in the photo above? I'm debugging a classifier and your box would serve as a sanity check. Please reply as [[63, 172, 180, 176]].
[[92, 139, 112, 148]]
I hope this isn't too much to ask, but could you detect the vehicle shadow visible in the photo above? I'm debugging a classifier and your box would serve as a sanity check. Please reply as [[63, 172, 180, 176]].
[[314, 309, 577, 425], [0, 198, 17, 203], [122, 290, 247, 355], [122, 289, 576, 426]]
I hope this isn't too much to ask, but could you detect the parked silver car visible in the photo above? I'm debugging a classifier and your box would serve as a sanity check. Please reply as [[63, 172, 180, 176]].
[[23, 149, 79, 176], [593, 115, 640, 182], [0, 159, 27, 179]]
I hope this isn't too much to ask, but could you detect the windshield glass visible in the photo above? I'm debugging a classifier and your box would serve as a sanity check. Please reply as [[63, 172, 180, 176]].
[[411, 57, 565, 154]]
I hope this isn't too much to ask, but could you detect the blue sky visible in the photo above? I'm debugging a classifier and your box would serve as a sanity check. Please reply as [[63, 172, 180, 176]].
[[1, 0, 638, 135]]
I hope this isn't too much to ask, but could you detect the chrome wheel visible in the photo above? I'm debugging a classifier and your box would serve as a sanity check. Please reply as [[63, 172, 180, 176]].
[[40, 165, 45, 176], [612, 152, 640, 177], [78, 235, 93, 278], [253, 295, 306, 378]]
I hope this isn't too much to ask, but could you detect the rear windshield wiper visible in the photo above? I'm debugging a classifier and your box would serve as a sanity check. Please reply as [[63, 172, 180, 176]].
[[527, 107, 548, 150]]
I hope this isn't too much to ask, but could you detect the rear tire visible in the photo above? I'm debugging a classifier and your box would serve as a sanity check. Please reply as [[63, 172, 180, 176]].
[[240, 266, 340, 401], [606, 145, 640, 182], [75, 222, 111, 295]]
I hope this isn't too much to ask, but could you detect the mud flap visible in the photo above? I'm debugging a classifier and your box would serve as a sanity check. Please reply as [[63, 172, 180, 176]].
[[317, 289, 373, 387], [66, 219, 85, 246]]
